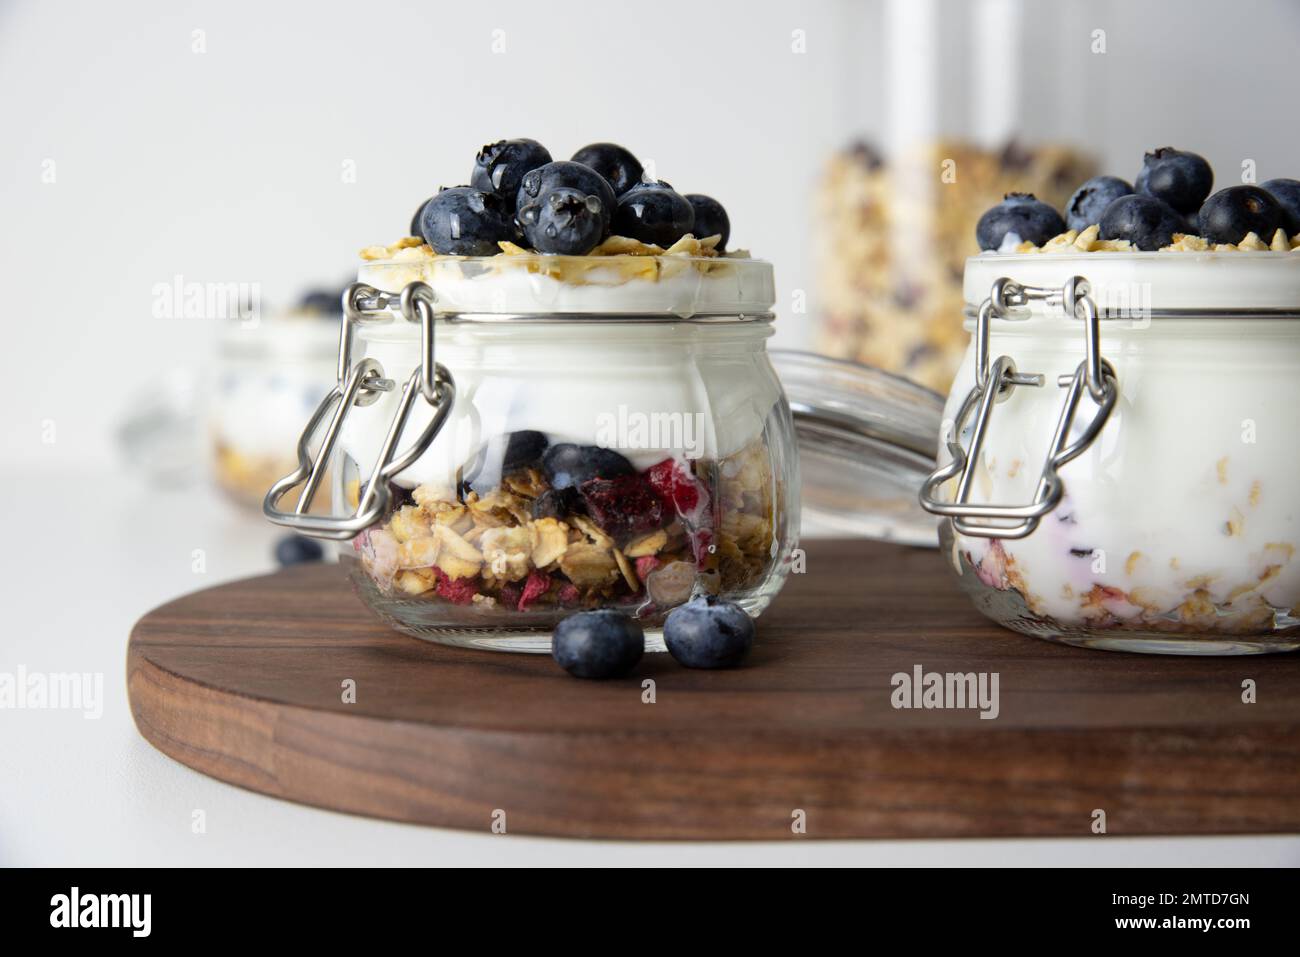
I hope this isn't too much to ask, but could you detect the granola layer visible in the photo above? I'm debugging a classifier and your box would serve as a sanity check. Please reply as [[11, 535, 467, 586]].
[[351, 438, 778, 619]]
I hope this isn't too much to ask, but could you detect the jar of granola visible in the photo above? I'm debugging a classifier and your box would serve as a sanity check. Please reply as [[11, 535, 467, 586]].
[[264, 241, 798, 652], [920, 249, 1300, 654]]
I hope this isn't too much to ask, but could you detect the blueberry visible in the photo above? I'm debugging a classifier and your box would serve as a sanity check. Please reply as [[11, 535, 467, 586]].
[[516, 161, 617, 234], [297, 287, 345, 315], [552, 609, 644, 679], [1098, 194, 1184, 251], [502, 429, 548, 473], [570, 142, 644, 197], [471, 138, 552, 214], [1135, 147, 1213, 214], [663, 596, 754, 669], [974, 192, 1066, 251], [274, 534, 324, 566], [685, 194, 730, 251], [1260, 178, 1300, 235], [1197, 186, 1286, 245], [612, 180, 695, 248], [461, 430, 548, 494], [531, 486, 583, 520], [542, 443, 635, 490], [1064, 176, 1133, 232], [418, 186, 518, 256], [518, 187, 607, 255], [410, 197, 432, 237]]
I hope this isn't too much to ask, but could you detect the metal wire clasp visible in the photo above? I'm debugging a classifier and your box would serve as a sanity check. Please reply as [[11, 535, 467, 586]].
[[919, 275, 1120, 540], [263, 281, 456, 540]]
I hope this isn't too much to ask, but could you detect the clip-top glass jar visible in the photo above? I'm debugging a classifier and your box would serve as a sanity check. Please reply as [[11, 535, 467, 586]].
[[921, 251, 1300, 655], [266, 251, 798, 652]]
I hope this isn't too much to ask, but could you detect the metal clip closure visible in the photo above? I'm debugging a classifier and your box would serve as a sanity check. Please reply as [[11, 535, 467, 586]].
[[263, 281, 456, 541], [919, 275, 1120, 540]]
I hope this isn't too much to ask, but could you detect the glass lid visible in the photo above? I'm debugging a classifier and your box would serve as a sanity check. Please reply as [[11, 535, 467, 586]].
[[771, 350, 943, 548]]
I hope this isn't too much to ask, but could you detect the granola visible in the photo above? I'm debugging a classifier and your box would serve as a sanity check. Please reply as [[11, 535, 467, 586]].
[[959, 538, 1297, 638], [1006, 225, 1300, 254], [353, 436, 779, 619], [816, 139, 1096, 392]]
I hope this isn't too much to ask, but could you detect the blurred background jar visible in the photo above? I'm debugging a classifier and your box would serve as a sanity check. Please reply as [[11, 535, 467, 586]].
[[209, 290, 343, 509], [815, 0, 1103, 392]]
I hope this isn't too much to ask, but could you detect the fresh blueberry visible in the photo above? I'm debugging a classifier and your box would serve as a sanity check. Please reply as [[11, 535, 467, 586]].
[[663, 596, 754, 669], [1064, 176, 1133, 232], [570, 142, 644, 197], [516, 161, 617, 234], [542, 443, 635, 490], [1135, 148, 1213, 214], [531, 485, 583, 520], [612, 180, 695, 248], [275, 534, 324, 566], [552, 609, 644, 679], [410, 197, 432, 237], [418, 186, 518, 256], [471, 138, 551, 214], [502, 429, 548, 473], [845, 139, 884, 170], [297, 287, 345, 315], [974, 192, 1066, 251], [685, 194, 730, 251], [1098, 194, 1184, 251], [518, 187, 607, 255], [1260, 178, 1300, 235], [462, 430, 549, 494], [1197, 186, 1286, 245]]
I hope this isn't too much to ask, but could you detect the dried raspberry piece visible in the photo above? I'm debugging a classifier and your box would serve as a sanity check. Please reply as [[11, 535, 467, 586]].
[[499, 581, 523, 609], [434, 570, 479, 605], [578, 474, 664, 539], [518, 570, 551, 611], [634, 555, 662, 581], [557, 583, 580, 606], [645, 458, 705, 516], [690, 528, 714, 564]]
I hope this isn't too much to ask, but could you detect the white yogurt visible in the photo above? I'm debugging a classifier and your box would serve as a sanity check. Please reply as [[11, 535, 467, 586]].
[[944, 252, 1300, 633], [340, 255, 780, 490]]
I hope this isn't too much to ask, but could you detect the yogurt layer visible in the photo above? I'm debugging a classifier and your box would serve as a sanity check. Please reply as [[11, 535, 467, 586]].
[[339, 254, 779, 489], [945, 252, 1300, 634]]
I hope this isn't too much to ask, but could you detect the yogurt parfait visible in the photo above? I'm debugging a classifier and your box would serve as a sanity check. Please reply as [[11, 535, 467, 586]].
[[924, 148, 1300, 654], [266, 139, 798, 652]]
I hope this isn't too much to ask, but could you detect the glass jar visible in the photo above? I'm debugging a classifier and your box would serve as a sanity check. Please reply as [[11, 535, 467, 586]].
[[265, 252, 799, 652], [210, 315, 338, 508], [921, 251, 1300, 655]]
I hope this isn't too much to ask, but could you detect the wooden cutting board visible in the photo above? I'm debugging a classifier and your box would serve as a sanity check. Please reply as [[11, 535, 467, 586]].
[[127, 539, 1300, 840]]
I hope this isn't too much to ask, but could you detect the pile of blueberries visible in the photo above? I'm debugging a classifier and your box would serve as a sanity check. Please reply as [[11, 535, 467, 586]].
[[977, 147, 1300, 252], [552, 597, 755, 680], [411, 139, 731, 257]]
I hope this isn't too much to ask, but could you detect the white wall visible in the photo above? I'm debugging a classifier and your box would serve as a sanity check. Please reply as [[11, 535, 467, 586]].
[[2, 0, 1297, 472]]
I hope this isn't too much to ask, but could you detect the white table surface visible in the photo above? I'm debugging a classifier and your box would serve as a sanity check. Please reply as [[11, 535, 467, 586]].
[[2, 468, 1297, 867]]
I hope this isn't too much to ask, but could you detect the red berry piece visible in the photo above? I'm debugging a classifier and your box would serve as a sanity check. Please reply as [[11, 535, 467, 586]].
[[634, 555, 662, 581], [579, 475, 665, 539], [645, 458, 707, 520], [518, 570, 551, 611], [499, 582, 523, 609], [435, 571, 479, 605], [557, 583, 580, 606], [690, 528, 714, 564]]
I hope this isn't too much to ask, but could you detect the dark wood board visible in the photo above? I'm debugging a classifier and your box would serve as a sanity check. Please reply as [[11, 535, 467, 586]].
[[127, 539, 1300, 840]]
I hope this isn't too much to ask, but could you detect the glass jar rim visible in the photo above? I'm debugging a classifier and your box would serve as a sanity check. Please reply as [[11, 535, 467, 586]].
[[964, 251, 1300, 318]]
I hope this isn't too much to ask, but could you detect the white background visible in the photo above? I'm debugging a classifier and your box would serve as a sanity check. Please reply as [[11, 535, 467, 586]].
[[2, 0, 1299, 866]]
